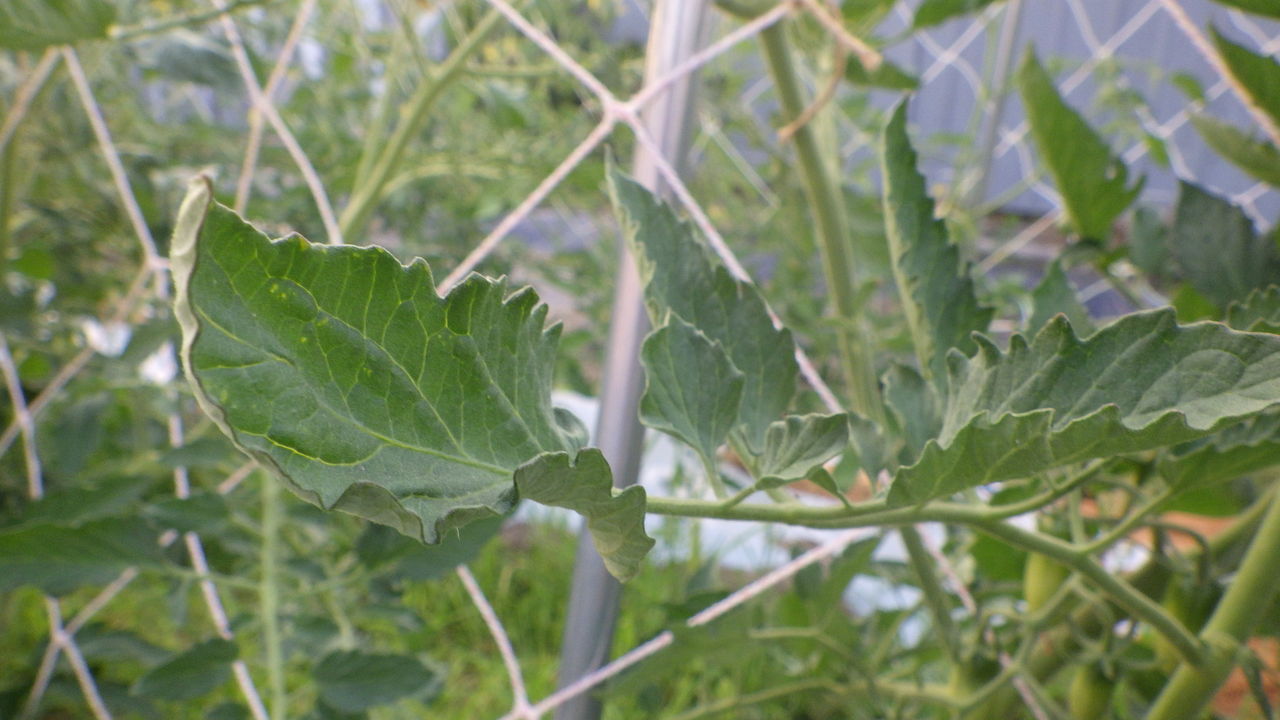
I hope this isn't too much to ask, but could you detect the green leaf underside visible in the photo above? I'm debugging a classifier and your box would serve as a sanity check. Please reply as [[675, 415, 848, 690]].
[[640, 318, 744, 467], [515, 449, 653, 581], [1228, 286, 1280, 334], [1160, 412, 1280, 489], [0, 0, 115, 50], [1028, 261, 1093, 336], [880, 103, 993, 383], [314, 650, 439, 713], [1171, 182, 1279, 309], [0, 518, 164, 594], [1017, 51, 1143, 240], [1191, 115, 1280, 187], [912, 0, 1001, 28], [889, 310, 1280, 505], [755, 414, 849, 488], [607, 168, 797, 456], [132, 639, 238, 701], [172, 179, 649, 579], [1212, 27, 1280, 129]]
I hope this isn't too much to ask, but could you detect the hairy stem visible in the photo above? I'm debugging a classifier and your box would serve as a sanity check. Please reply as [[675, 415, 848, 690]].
[[643, 493, 1203, 664], [1146, 490, 1280, 720], [110, 0, 282, 41], [0, 115, 15, 278], [260, 475, 286, 719], [901, 526, 961, 662], [758, 23, 884, 422], [969, 490, 1274, 717], [338, 7, 507, 240]]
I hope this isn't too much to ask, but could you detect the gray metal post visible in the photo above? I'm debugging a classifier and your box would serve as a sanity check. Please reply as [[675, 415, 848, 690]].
[[966, 0, 1025, 207], [552, 3, 710, 719]]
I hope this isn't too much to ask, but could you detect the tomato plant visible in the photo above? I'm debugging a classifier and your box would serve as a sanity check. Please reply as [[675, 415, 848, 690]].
[[5, 0, 1280, 719]]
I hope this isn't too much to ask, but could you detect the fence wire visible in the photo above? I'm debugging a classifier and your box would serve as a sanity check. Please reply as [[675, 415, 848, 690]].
[[0, 0, 1277, 717]]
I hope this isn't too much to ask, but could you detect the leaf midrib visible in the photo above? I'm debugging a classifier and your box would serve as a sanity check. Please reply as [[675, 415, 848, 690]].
[[194, 305, 510, 478]]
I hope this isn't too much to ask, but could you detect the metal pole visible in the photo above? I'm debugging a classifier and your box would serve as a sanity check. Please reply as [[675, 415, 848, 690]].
[[966, 0, 1025, 207], [552, 3, 710, 719]]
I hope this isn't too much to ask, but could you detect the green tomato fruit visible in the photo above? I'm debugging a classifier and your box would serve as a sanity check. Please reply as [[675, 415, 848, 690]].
[[1068, 663, 1114, 719], [1154, 578, 1219, 671], [948, 652, 1002, 697], [1023, 552, 1070, 613]]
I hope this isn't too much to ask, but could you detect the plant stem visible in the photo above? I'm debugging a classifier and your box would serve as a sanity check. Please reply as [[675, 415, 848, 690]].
[[110, 0, 281, 41], [970, 491, 1273, 717], [968, 517, 1203, 667], [901, 526, 961, 662], [0, 116, 15, 278], [643, 493, 1203, 664], [667, 679, 841, 720], [758, 23, 884, 423], [1146, 490, 1280, 720], [260, 475, 287, 720], [718, 483, 759, 509], [1082, 485, 1175, 554], [338, 6, 506, 241]]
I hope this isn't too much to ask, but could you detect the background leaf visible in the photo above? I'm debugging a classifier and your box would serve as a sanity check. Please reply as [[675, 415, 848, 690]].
[[313, 650, 439, 714], [1016, 50, 1143, 240], [1211, 26, 1280, 128], [880, 102, 993, 384], [1227, 286, 1280, 333], [132, 638, 238, 702], [1159, 412, 1280, 489], [882, 363, 941, 459], [0, 0, 115, 50], [0, 518, 164, 594], [1170, 181, 1280, 309], [172, 180, 583, 546], [912, 0, 1002, 28], [1027, 260, 1093, 335], [1207, 0, 1280, 17], [890, 310, 1280, 505], [1191, 114, 1280, 187], [845, 60, 919, 90], [514, 449, 654, 581]]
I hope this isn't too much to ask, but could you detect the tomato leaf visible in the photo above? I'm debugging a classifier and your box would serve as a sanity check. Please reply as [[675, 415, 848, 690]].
[[754, 413, 850, 488], [0, 518, 164, 595], [171, 179, 649, 580], [889, 310, 1280, 505], [1016, 50, 1143, 240], [1191, 114, 1280, 188], [912, 0, 1002, 28], [132, 639, 238, 702], [0, 0, 115, 50], [515, 449, 653, 581], [1211, 26, 1280, 129], [1170, 181, 1279, 309], [880, 102, 993, 384], [639, 317, 744, 470], [1027, 260, 1093, 335], [607, 167, 797, 456], [1227, 286, 1280, 334], [1159, 412, 1280, 490], [1207, 0, 1280, 17], [313, 650, 439, 713]]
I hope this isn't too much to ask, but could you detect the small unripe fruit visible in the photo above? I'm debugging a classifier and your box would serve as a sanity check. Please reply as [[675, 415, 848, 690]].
[[1024, 552, 1069, 613]]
